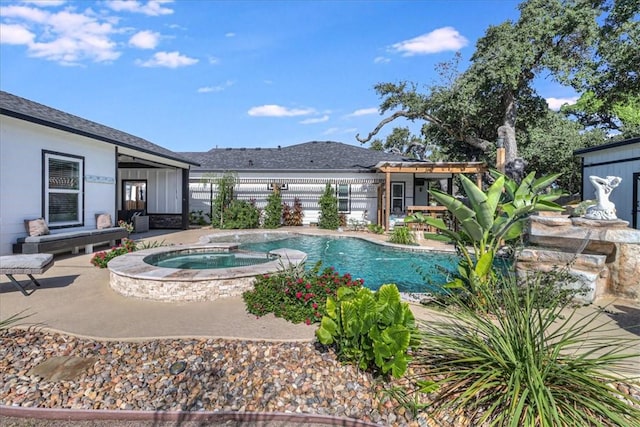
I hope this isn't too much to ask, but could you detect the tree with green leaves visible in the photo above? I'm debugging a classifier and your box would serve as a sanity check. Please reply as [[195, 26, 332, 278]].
[[562, 92, 640, 137], [563, 0, 639, 131], [318, 183, 340, 230], [210, 171, 237, 228], [520, 110, 606, 194], [263, 187, 283, 229], [357, 0, 638, 177], [369, 127, 444, 161]]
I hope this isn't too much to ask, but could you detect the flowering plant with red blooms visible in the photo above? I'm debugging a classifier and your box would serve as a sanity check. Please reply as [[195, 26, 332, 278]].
[[90, 238, 137, 268], [243, 261, 363, 324]]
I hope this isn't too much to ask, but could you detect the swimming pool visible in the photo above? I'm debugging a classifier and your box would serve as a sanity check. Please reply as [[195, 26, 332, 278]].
[[238, 234, 458, 293]]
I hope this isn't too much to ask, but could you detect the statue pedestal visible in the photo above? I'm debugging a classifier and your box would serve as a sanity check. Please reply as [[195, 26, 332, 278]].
[[517, 215, 640, 303]]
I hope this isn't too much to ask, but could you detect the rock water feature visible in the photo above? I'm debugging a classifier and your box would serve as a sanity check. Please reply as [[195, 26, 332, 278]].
[[517, 176, 640, 304]]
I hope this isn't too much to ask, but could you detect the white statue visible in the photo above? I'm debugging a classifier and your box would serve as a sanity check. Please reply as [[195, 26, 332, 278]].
[[584, 175, 622, 220]]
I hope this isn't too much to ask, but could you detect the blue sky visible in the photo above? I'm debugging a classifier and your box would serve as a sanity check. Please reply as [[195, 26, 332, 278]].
[[0, 0, 578, 152]]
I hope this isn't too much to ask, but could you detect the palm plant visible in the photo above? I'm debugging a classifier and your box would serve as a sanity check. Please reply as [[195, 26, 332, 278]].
[[407, 170, 564, 296]]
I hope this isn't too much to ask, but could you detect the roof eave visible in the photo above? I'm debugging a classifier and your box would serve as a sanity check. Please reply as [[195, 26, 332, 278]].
[[1, 108, 200, 168]]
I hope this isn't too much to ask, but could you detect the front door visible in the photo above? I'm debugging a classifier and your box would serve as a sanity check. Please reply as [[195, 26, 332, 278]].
[[391, 182, 405, 214], [123, 180, 147, 213]]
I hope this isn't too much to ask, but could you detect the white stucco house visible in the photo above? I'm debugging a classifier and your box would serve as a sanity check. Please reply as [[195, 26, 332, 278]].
[[574, 137, 640, 228], [179, 141, 486, 230], [0, 91, 198, 255]]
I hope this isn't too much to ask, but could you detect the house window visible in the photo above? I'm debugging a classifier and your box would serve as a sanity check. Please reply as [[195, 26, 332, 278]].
[[44, 151, 84, 226], [337, 184, 350, 213], [391, 182, 405, 214]]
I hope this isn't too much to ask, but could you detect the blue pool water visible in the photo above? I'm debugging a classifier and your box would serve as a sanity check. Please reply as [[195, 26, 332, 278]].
[[239, 235, 459, 293]]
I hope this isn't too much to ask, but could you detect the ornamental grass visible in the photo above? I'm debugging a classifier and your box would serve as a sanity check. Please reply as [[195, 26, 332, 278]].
[[405, 273, 640, 427]]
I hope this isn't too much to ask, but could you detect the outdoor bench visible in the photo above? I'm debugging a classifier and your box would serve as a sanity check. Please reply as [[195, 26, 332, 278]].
[[0, 253, 53, 296], [13, 227, 128, 255]]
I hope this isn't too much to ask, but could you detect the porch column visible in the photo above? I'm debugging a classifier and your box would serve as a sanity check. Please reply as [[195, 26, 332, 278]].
[[476, 173, 482, 189], [385, 170, 391, 232]]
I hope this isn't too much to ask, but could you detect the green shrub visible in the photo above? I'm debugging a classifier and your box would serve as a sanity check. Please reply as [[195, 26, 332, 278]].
[[388, 225, 416, 245], [367, 223, 385, 234], [316, 284, 419, 378], [222, 199, 260, 229], [405, 273, 640, 426], [90, 238, 137, 268], [243, 262, 363, 325], [263, 190, 283, 229], [189, 210, 210, 225], [318, 183, 340, 229]]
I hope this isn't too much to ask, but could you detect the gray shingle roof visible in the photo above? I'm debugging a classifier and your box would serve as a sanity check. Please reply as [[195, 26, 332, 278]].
[[0, 91, 198, 167], [180, 141, 414, 172]]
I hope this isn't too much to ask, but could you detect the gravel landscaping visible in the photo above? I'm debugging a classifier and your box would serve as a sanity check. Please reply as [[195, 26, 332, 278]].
[[0, 329, 447, 427]]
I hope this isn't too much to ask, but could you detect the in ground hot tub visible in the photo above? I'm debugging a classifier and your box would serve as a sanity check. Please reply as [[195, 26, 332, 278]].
[[108, 243, 306, 302]]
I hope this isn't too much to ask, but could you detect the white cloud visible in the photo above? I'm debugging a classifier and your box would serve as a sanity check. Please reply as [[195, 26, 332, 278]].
[[374, 56, 390, 64], [391, 26, 468, 56], [0, 5, 120, 65], [105, 0, 174, 16], [248, 104, 315, 117], [347, 107, 379, 117], [225, 32, 235, 38], [136, 50, 198, 68], [197, 80, 234, 93], [129, 30, 160, 49], [300, 115, 329, 124], [0, 23, 35, 45], [0, 5, 49, 23], [323, 127, 357, 135], [546, 96, 579, 111]]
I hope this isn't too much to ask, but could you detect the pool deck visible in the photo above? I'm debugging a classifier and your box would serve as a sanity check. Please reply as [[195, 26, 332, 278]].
[[1, 226, 639, 372], [0, 227, 450, 341]]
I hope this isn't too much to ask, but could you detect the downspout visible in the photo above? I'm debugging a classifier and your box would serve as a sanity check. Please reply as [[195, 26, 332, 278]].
[[182, 168, 190, 230], [580, 156, 585, 202], [115, 147, 119, 220]]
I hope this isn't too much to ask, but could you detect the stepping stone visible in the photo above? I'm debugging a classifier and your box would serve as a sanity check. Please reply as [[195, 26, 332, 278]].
[[28, 356, 98, 381]]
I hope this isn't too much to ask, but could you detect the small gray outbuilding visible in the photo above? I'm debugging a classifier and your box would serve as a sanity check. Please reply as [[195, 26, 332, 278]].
[[574, 137, 640, 229]]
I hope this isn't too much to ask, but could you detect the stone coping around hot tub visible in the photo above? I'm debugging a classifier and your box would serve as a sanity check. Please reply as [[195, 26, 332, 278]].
[[107, 244, 307, 281]]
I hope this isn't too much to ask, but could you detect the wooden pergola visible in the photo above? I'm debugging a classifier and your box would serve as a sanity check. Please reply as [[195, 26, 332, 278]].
[[374, 161, 488, 231]]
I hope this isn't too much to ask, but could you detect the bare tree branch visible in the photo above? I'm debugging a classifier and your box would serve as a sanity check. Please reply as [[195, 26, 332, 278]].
[[355, 111, 410, 143], [463, 135, 492, 151]]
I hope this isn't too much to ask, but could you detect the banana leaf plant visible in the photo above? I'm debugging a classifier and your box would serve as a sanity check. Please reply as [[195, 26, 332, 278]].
[[405, 170, 565, 295]]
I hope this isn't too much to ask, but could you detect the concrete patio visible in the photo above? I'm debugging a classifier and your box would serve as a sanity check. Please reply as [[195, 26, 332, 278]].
[[1, 226, 638, 374]]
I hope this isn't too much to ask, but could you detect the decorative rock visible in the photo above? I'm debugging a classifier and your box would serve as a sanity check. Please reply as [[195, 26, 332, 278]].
[[524, 215, 640, 303]]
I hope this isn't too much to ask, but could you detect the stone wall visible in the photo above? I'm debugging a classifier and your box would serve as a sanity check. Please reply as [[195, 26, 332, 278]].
[[517, 215, 640, 303], [149, 214, 183, 229]]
